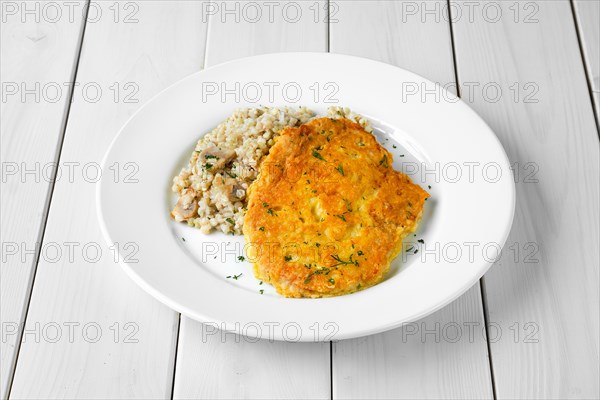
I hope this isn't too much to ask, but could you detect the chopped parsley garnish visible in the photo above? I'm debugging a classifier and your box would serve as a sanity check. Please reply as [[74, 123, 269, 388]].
[[336, 164, 344, 176], [259, 289, 264, 294], [284, 255, 293, 262], [237, 256, 245, 261], [259, 226, 265, 231], [226, 273, 243, 280], [329, 278, 335, 285], [357, 250, 364, 256], [343, 198, 353, 212], [259, 281, 263, 285], [262, 202, 269, 208], [335, 214, 346, 222], [406, 246, 415, 253], [379, 154, 389, 168], [392, 145, 397, 149], [226, 171, 237, 178], [205, 154, 218, 159], [428, 185, 432, 189], [304, 267, 331, 284], [417, 239, 424, 244], [226, 218, 235, 225], [331, 254, 358, 267], [203, 163, 213, 170], [312, 150, 326, 161], [267, 208, 275, 216], [181, 237, 186, 242]]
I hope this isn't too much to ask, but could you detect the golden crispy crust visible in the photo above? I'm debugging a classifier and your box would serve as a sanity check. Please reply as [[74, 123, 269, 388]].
[[243, 118, 429, 297]]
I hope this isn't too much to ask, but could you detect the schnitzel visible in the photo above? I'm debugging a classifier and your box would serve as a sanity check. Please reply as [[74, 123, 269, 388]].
[[243, 117, 429, 297]]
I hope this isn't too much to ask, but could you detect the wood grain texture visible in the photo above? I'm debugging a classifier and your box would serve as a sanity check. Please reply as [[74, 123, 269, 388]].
[[203, 0, 328, 66], [174, 318, 330, 399], [8, 2, 207, 398], [330, 2, 493, 399], [0, 1, 86, 398], [172, 2, 330, 399], [451, 0, 600, 398], [332, 286, 493, 400], [573, 0, 600, 118]]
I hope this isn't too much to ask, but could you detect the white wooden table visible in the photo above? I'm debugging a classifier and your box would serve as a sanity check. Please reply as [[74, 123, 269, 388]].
[[2, 1, 599, 399]]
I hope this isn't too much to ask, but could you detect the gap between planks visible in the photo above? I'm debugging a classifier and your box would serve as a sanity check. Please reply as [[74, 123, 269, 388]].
[[5, 1, 91, 398], [447, 1, 497, 398], [569, 0, 600, 134]]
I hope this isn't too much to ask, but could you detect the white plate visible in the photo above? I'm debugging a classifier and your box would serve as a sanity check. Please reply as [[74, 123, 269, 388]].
[[97, 53, 514, 342]]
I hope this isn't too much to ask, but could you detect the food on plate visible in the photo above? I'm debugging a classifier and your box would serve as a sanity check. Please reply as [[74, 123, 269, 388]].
[[243, 117, 429, 297], [170, 106, 428, 297], [170, 107, 372, 234], [171, 107, 315, 234]]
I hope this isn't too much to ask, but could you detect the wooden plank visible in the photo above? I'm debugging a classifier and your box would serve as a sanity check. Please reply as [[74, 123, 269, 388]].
[[333, 287, 493, 400], [172, 2, 330, 399], [573, 0, 600, 118], [174, 319, 330, 399], [451, 1, 600, 398], [8, 2, 208, 398], [330, 2, 493, 399], [0, 1, 86, 397], [203, 0, 328, 66]]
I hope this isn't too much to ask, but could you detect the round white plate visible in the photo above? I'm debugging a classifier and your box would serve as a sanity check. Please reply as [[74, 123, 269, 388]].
[[97, 53, 514, 342]]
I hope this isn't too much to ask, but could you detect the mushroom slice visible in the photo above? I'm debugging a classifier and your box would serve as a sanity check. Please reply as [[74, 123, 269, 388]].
[[212, 175, 246, 202], [198, 146, 236, 171], [171, 188, 198, 221]]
